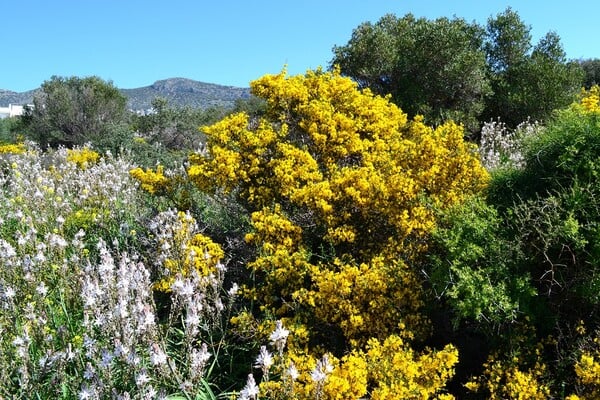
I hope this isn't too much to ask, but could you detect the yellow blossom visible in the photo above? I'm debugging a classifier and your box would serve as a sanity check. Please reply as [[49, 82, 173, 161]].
[[129, 164, 170, 194], [66, 147, 100, 169], [0, 142, 26, 154], [579, 85, 600, 113], [152, 211, 225, 292]]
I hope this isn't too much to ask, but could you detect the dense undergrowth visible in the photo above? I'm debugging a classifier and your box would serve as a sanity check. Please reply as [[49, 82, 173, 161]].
[[2, 71, 600, 399]]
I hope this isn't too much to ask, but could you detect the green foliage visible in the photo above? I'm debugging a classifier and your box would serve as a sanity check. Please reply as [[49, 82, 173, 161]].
[[500, 105, 600, 307], [490, 108, 600, 205], [430, 100, 600, 395], [484, 7, 531, 73], [0, 116, 24, 143], [580, 58, 600, 89], [136, 97, 224, 149], [333, 8, 583, 133], [129, 97, 228, 168], [332, 13, 490, 133], [509, 188, 600, 302], [22, 75, 131, 151], [482, 8, 584, 127], [427, 196, 535, 330], [232, 95, 267, 117]]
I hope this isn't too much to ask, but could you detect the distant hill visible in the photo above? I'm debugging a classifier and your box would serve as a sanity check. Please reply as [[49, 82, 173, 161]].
[[0, 88, 38, 106], [122, 78, 251, 111], [0, 78, 251, 111]]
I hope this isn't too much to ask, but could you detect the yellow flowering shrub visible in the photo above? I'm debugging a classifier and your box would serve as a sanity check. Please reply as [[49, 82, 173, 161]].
[[567, 333, 600, 400], [298, 255, 428, 345], [63, 208, 100, 235], [256, 351, 368, 400], [129, 164, 171, 194], [366, 334, 458, 400], [189, 68, 488, 350], [153, 211, 224, 292], [124, 68, 494, 398], [257, 337, 456, 400], [0, 142, 26, 154], [462, 318, 559, 399], [579, 85, 600, 113], [191, 69, 488, 246], [66, 147, 100, 169], [569, 352, 600, 399], [466, 332, 551, 400], [466, 358, 550, 400]]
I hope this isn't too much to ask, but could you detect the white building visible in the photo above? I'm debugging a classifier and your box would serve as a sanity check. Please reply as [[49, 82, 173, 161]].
[[0, 104, 27, 119]]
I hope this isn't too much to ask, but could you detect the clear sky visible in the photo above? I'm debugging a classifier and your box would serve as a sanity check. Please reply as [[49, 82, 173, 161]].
[[2, 0, 598, 92]]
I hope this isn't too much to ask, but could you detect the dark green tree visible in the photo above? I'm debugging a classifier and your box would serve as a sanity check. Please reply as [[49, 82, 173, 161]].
[[232, 95, 267, 118], [23, 76, 130, 150], [579, 58, 600, 88], [482, 9, 584, 126], [331, 13, 490, 133], [484, 7, 531, 73], [129, 97, 228, 167], [332, 8, 584, 132], [0, 116, 24, 143]]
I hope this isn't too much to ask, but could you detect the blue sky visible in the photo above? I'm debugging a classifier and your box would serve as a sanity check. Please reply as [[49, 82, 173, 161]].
[[2, 0, 598, 92]]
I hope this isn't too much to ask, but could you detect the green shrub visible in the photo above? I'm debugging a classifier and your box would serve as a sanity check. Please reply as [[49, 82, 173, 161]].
[[427, 196, 535, 331]]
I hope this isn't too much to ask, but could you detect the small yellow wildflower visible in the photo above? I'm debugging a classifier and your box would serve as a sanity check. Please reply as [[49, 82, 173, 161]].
[[0, 142, 26, 154], [130, 165, 171, 194], [66, 147, 100, 169]]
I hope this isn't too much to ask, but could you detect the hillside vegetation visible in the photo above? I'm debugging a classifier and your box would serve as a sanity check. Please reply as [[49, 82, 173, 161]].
[[121, 78, 251, 110], [0, 77, 250, 111], [1, 7, 600, 400]]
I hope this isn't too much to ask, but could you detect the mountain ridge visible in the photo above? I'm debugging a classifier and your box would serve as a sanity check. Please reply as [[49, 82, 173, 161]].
[[0, 78, 251, 111]]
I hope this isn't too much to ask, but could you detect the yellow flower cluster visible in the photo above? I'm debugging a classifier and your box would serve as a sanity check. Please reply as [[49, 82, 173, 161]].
[[245, 204, 303, 251], [153, 211, 224, 292], [257, 350, 368, 400], [257, 332, 457, 400], [129, 165, 170, 195], [0, 142, 26, 154], [64, 208, 100, 235], [466, 354, 550, 399], [245, 212, 313, 316], [579, 85, 600, 113], [321, 353, 369, 400], [257, 334, 457, 400], [567, 351, 600, 399], [366, 335, 458, 400], [66, 147, 100, 169], [575, 352, 600, 385], [191, 69, 488, 229], [299, 255, 427, 345], [190, 68, 488, 359]]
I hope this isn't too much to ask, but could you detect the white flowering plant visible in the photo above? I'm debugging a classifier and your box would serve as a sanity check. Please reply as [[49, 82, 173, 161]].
[[0, 144, 240, 399]]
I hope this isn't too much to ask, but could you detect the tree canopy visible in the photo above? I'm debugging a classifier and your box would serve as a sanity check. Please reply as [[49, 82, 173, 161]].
[[331, 13, 490, 132], [482, 8, 584, 126], [579, 58, 600, 88], [23, 76, 130, 150], [332, 8, 584, 131]]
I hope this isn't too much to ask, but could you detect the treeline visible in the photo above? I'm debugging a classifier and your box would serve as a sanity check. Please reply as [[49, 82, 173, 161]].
[[0, 76, 265, 167], [332, 7, 597, 133], [2, 8, 597, 153]]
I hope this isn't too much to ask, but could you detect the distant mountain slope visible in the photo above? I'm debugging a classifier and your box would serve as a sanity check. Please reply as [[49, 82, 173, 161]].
[[0, 89, 38, 106], [0, 78, 251, 111], [122, 78, 251, 110]]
